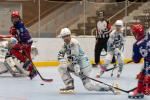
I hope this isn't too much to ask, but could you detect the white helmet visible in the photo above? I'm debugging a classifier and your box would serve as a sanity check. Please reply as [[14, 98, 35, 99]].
[[115, 20, 123, 27], [59, 28, 71, 37], [9, 37, 18, 44]]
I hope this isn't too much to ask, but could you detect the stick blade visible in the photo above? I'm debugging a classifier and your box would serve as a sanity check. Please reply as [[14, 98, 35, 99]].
[[43, 78, 53, 82]]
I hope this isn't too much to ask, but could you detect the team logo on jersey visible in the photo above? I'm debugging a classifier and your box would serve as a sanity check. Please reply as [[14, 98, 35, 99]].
[[146, 41, 150, 52], [140, 47, 148, 57]]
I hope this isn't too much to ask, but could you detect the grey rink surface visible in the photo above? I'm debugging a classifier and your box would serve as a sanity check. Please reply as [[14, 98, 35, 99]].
[[0, 64, 149, 100]]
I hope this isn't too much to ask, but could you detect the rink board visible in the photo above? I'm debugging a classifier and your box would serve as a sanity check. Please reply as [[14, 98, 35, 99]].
[[33, 58, 144, 67]]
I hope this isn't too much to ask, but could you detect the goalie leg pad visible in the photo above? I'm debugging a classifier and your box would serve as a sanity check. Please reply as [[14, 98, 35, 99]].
[[13, 58, 29, 76], [5, 57, 18, 73], [0, 63, 8, 74]]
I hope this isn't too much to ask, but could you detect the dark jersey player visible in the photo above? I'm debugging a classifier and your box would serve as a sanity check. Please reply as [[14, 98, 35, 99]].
[[128, 24, 150, 98], [9, 11, 37, 79]]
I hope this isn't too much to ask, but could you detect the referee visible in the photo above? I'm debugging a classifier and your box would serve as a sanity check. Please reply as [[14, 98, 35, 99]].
[[94, 11, 112, 67]]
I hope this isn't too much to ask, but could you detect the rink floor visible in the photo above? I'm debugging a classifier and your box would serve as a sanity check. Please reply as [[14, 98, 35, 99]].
[[0, 64, 149, 100]]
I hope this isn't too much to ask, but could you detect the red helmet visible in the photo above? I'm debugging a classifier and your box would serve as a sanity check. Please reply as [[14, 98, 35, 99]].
[[11, 11, 20, 18], [131, 24, 144, 41]]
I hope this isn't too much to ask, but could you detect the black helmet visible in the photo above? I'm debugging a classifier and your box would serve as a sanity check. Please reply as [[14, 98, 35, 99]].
[[96, 10, 104, 16]]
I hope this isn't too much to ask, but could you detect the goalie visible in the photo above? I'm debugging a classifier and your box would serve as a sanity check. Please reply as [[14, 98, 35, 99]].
[[3, 37, 37, 78]]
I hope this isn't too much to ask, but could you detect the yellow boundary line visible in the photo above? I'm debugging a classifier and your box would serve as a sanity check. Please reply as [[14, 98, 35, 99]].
[[34, 58, 144, 67]]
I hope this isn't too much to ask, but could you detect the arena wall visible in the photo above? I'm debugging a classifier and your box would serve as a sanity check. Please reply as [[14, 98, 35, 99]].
[[33, 36, 137, 66]]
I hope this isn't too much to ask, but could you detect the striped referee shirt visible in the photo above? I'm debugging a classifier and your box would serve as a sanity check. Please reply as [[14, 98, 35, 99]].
[[96, 20, 111, 39]]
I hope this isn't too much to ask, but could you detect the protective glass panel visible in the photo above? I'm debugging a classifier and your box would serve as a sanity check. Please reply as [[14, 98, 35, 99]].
[[0, 2, 22, 35], [126, 1, 150, 36], [86, 1, 126, 36], [39, 0, 84, 37]]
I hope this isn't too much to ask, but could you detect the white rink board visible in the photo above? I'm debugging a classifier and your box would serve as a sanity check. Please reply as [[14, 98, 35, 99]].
[[33, 36, 136, 61]]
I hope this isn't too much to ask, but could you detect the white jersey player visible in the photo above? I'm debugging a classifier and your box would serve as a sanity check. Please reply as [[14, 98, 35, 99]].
[[98, 20, 125, 78], [58, 28, 115, 93]]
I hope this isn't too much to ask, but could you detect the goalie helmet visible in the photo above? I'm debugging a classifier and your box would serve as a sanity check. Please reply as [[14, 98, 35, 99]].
[[96, 10, 104, 16]]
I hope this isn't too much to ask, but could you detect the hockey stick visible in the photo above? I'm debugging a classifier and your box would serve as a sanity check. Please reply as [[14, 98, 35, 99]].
[[24, 51, 53, 82], [69, 68, 136, 93], [106, 60, 133, 72], [82, 74, 136, 93], [31, 63, 53, 82]]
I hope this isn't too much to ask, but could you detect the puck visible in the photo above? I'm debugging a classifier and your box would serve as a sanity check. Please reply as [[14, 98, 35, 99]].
[[40, 83, 44, 85]]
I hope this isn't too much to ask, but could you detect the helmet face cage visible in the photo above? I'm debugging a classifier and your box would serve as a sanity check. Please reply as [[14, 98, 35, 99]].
[[11, 11, 20, 18], [96, 10, 104, 17], [115, 20, 123, 27], [115, 25, 122, 28], [62, 34, 71, 39], [131, 24, 144, 40]]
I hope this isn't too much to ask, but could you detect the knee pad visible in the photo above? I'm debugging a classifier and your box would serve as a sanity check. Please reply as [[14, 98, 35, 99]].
[[144, 76, 150, 84]]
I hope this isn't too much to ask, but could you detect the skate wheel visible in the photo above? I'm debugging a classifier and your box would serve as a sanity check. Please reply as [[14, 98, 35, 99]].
[[59, 90, 75, 94], [128, 95, 144, 99]]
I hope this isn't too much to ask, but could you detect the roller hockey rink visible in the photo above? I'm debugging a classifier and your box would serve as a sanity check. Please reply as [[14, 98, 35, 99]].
[[0, 63, 149, 100]]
